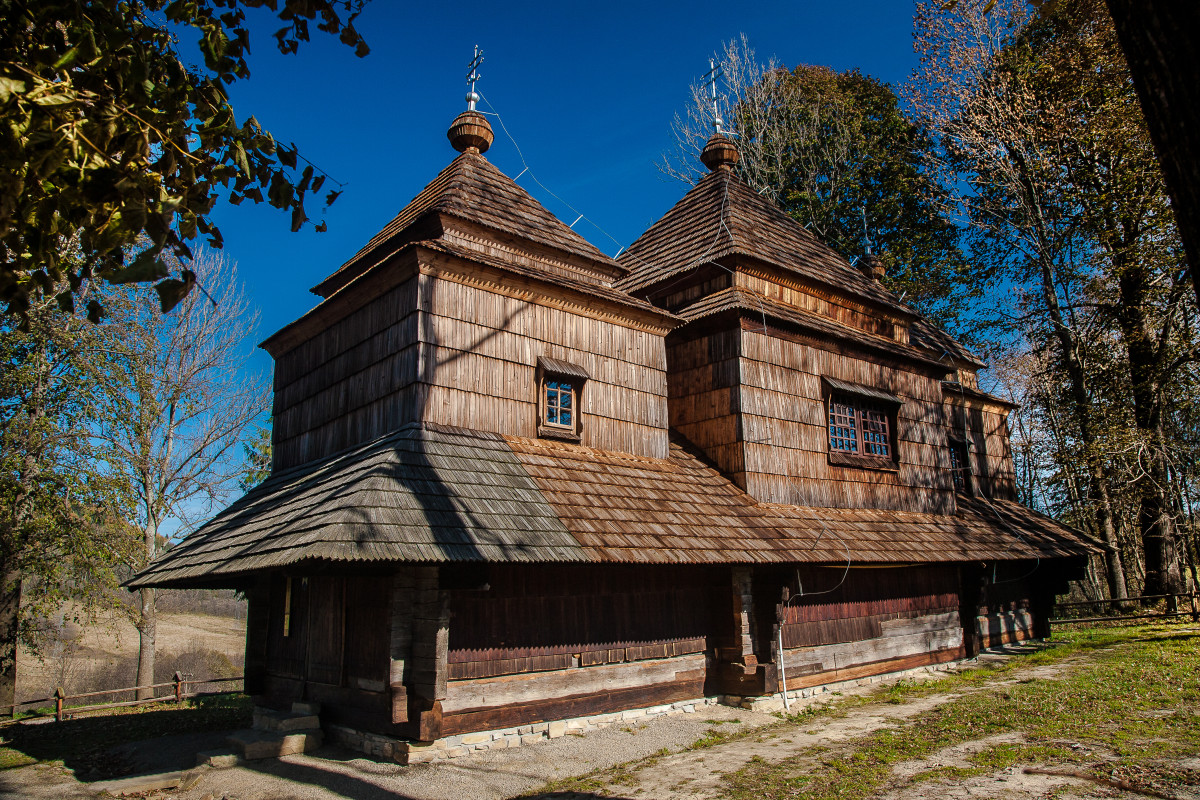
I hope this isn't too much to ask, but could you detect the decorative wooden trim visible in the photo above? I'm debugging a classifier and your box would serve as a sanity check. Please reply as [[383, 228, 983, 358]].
[[419, 247, 677, 336]]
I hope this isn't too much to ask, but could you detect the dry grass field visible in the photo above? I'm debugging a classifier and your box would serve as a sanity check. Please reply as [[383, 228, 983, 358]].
[[14, 590, 247, 707]]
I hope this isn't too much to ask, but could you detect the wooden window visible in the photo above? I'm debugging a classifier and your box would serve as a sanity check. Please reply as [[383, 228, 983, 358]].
[[827, 394, 893, 458], [949, 438, 969, 492], [537, 356, 588, 441], [824, 379, 901, 470], [543, 379, 576, 429]]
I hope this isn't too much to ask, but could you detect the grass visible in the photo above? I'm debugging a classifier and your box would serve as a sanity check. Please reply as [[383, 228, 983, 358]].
[[0, 693, 252, 777], [719, 623, 1200, 800], [526, 623, 1200, 800]]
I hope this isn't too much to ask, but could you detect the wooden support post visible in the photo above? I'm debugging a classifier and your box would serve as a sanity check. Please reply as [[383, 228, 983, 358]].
[[54, 687, 64, 722], [243, 574, 271, 696], [389, 568, 417, 725], [174, 671, 184, 703], [731, 566, 758, 673], [400, 566, 449, 741]]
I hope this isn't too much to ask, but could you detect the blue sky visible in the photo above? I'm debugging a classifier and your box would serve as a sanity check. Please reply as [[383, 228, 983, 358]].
[[208, 0, 922, 374]]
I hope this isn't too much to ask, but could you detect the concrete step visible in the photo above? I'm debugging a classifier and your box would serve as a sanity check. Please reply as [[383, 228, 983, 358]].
[[226, 729, 324, 760], [252, 707, 321, 732]]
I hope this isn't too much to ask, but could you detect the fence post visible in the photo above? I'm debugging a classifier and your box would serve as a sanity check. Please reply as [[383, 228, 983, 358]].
[[173, 671, 184, 704], [54, 687, 64, 722], [1191, 591, 1198, 623]]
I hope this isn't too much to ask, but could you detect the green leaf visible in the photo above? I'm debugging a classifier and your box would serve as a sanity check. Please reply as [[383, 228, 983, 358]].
[[109, 251, 168, 285], [0, 76, 27, 103], [154, 271, 196, 313], [278, 146, 297, 170], [290, 204, 306, 232], [52, 47, 80, 71]]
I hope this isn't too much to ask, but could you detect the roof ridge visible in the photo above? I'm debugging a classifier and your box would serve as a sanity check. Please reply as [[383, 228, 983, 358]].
[[312, 151, 622, 299]]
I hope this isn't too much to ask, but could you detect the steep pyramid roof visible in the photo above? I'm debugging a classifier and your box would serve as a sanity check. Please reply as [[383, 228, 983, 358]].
[[313, 149, 624, 298], [616, 166, 908, 315]]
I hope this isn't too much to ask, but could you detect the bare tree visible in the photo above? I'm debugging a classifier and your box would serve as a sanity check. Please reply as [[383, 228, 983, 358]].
[[99, 252, 267, 698], [660, 34, 854, 215]]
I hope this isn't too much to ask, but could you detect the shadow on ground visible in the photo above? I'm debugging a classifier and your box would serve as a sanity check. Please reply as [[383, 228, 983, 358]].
[[0, 696, 251, 781]]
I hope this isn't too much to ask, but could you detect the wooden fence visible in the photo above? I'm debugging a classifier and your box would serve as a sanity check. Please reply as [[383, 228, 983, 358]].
[[1, 673, 244, 722], [1051, 592, 1199, 624]]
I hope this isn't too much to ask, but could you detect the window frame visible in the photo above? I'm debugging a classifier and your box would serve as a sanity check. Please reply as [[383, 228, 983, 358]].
[[948, 435, 971, 494], [536, 356, 588, 442], [822, 378, 902, 471]]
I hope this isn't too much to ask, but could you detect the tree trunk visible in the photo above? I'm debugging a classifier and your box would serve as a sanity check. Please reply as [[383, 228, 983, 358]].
[[1112, 243, 1185, 597], [0, 572, 20, 716], [135, 586, 156, 699], [135, 514, 158, 700], [1094, 479, 1129, 600]]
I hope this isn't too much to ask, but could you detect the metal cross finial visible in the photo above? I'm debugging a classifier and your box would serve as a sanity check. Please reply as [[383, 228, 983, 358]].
[[465, 45, 484, 111], [861, 207, 874, 256], [704, 58, 726, 135]]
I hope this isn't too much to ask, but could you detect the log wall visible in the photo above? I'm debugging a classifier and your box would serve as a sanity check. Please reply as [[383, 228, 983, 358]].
[[260, 572, 394, 731], [775, 565, 966, 687], [440, 564, 716, 734]]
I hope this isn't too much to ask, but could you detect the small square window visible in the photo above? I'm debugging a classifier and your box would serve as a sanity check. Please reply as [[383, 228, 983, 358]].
[[544, 380, 576, 429], [827, 394, 892, 459], [537, 356, 588, 441]]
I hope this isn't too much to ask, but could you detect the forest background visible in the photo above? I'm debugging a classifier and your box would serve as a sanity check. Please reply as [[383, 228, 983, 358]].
[[1, 0, 1196, 709]]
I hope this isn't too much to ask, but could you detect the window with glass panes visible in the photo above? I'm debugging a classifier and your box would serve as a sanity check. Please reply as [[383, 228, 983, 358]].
[[827, 394, 892, 458], [543, 379, 575, 429]]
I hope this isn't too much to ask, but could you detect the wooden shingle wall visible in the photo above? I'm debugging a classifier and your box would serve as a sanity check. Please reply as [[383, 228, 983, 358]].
[[736, 325, 956, 513], [419, 272, 670, 459], [979, 406, 1017, 500], [666, 326, 745, 482], [272, 271, 423, 470], [271, 256, 671, 470]]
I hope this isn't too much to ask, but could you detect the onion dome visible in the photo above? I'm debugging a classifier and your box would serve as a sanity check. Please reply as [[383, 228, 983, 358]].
[[700, 133, 739, 172], [448, 110, 493, 154]]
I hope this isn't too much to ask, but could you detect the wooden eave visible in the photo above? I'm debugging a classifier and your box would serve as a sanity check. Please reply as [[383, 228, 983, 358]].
[[676, 287, 950, 371], [128, 422, 1097, 590], [416, 241, 679, 336], [261, 247, 421, 357], [438, 214, 625, 286], [942, 382, 1019, 411], [260, 239, 676, 358]]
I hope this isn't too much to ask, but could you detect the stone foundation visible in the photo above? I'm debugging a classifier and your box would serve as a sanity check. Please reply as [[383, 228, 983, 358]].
[[328, 697, 720, 764], [326, 659, 971, 764]]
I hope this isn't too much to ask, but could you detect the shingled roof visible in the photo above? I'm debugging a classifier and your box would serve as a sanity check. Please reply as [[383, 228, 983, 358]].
[[312, 149, 625, 298], [130, 423, 1094, 588], [615, 166, 908, 316]]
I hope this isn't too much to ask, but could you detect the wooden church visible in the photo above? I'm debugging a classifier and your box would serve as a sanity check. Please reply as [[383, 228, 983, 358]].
[[132, 94, 1092, 762]]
